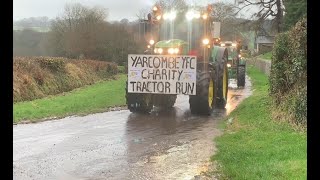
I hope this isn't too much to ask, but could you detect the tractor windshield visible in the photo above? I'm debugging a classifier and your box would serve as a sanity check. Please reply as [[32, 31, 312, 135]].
[[158, 15, 204, 51], [146, 9, 212, 55], [144, 7, 214, 56]]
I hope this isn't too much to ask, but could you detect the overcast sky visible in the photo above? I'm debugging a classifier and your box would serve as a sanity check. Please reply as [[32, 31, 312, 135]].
[[13, 0, 254, 21]]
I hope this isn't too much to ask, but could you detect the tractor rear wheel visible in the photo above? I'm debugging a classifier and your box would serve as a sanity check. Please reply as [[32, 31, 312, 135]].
[[125, 81, 153, 113], [237, 65, 246, 87], [189, 71, 214, 115]]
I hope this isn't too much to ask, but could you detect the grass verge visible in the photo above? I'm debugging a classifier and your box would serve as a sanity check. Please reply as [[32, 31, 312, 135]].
[[13, 74, 127, 123], [211, 65, 306, 179], [258, 51, 272, 60]]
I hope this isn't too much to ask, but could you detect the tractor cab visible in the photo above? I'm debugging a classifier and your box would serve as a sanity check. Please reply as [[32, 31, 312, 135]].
[[221, 41, 239, 68]]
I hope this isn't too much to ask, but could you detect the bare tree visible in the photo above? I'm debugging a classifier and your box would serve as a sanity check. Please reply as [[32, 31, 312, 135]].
[[49, 3, 108, 59], [154, 0, 188, 12], [203, 2, 246, 41], [136, 8, 149, 20], [236, 0, 284, 33], [210, 2, 237, 22]]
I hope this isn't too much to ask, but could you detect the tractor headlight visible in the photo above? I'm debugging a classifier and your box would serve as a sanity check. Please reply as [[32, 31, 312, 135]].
[[164, 11, 176, 21], [158, 48, 163, 54], [227, 64, 231, 68], [149, 39, 155, 45], [153, 6, 158, 11], [202, 38, 209, 45], [186, 11, 194, 21], [221, 43, 225, 47], [169, 12, 176, 20], [202, 13, 208, 19], [186, 10, 200, 21], [238, 54, 241, 58], [232, 43, 237, 47], [168, 48, 174, 54], [174, 48, 179, 54], [156, 15, 162, 20]]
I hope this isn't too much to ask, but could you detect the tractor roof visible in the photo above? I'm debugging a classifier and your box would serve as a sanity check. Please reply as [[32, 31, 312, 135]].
[[155, 39, 188, 48]]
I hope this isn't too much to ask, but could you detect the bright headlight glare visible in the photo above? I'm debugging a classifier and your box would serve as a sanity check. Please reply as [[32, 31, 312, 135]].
[[158, 48, 163, 54], [174, 48, 179, 54], [202, 38, 209, 45], [153, 6, 158, 11], [238, 54, 242, 58], [202, 14, 208, 19], [147, 45, 151, 49], [149, 39, 155, 45], [154, 48, 158, 53], [232, 43, 237, 47], [186, 11, 200, 20], [227, 64, 231, 68], [168, 48, 174, 54], [221, 43, 225, 47], [156, 15, 161, 20], [186, 11, 194, 20], [163, 13, 169, 20], [169, 11, 176, 20], [194, 13, 200, 19]]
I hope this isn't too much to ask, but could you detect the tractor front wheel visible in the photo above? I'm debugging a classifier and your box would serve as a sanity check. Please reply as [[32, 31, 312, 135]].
[[189, 71, 214, 115], [125, 81, 153, 113]]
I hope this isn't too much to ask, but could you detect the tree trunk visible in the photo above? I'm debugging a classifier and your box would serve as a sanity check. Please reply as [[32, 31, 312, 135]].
[[276, 0, 284, 33]]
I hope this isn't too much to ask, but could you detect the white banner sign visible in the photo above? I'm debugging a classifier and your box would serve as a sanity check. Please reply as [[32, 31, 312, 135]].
[[128, 54, 197, 95]]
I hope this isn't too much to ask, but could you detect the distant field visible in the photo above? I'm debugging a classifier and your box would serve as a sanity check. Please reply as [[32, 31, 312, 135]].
[[13, 26, 50, 32]]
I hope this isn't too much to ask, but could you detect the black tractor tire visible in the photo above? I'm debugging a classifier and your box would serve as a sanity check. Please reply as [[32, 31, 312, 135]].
[[237, 65, 246, 87], [189, 71, 213, 115], [152, 94, 177, 109], [214, 49, 229, 109], [125, 81, 153, 113]]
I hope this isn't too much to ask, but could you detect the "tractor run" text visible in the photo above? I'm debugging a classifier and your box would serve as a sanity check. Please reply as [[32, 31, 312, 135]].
[[130, 81, 195, 94]]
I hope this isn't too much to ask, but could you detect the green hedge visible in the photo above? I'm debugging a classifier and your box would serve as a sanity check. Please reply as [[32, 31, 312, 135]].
[[13, 56, 118, 102], [269, 18, 307, 127]]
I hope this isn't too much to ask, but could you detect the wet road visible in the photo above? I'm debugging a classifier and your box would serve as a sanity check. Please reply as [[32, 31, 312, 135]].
[[13, 77, 252, 180]]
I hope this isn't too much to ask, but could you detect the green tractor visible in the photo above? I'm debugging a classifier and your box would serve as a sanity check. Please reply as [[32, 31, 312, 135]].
[[125, 4, 229, 115], [221, 41, 246, 87]]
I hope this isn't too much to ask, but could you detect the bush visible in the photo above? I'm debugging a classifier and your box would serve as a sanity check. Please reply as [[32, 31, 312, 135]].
[[106, 63, 118, 75], [293, 86, 307, 125], [35, 56, 66, 72], [269, 18, 307, 127], [117, 66, 125, 74]]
